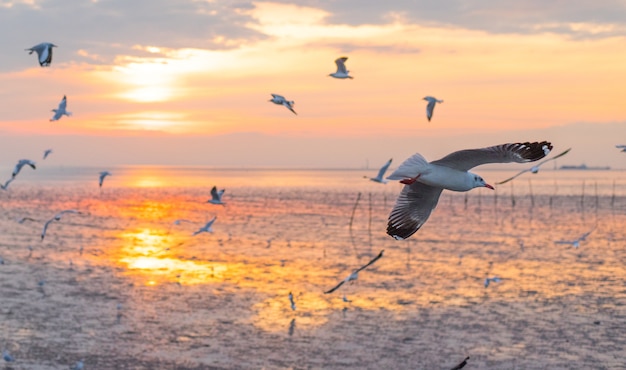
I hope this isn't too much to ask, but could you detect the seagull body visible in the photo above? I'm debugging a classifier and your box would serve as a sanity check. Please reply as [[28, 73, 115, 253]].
[[423, 96, 443, 122], [329, 57, 353, 79], [12, 159, 36, 178], [50, 95, 72, 121], [0, 178, 14, 190], [207, 186, 225, 205], [484, 276, 502, 288], [99, 171, 111, 188], [192, 216, 217, 236], [386, 142, 553, 240], [41, 210, 81, 241], [26, 42, 57, 66], [325, 250, 384, 294], [2, 350, 14, 362], [497, 148, 571, 184], [288, 292, 296, 311], [269, 94, 297, 115], [367, 158, 392, 184], [555, 228, 595, 249], [43, 149, 53, 160]]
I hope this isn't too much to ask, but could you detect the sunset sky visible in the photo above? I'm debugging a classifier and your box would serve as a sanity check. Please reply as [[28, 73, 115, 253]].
[[0, 1, 625, 168]]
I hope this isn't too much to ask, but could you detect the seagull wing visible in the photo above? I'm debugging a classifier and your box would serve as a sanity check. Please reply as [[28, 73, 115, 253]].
[[355, 249, 384, 273], [41, 218, 55, 240], [271, 94, 284, 101], [497, 148, 571, 184], [54, 209, 80, 220], [324, 280, 346, 294], [554, 240, 574, 245], [496, 168, 531, 185], [450, 356, 470, 370], [431, 141, 553, 171], [283, 101, 297, 115], [426, 99, 436, 121], [375, 158, 393, 180], [39, 45, 52, 66], [59, 95, 67, 111], [335, 57, 348, 74], [387, 182, 444, 240], [210, 186, 219, 200]]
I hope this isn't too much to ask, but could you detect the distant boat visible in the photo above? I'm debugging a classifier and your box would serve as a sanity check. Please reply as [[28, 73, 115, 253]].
[[559, 164, 611, 170]]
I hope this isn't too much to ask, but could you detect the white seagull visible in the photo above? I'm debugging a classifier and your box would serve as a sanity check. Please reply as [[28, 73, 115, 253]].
[[365, 158, 393, 184], [41, 210, 82, 241], [329, 57, 353, 79], [497, 148, 571, 184], [555, 228, 595, 249], [192, 216, 217, 236], [386, 141, 553, 240], [484, 276, 502, 288], [50, 95, 72, 121], [325, 250, 384, 294], [616, 145, 626, 152], [0, 178, 14, 191], [288, 292, 296, 311], [269, 94, 297, 115], [207, 186, 226, 205], [423, 96, 443, 122], [12, 159, 36, 178], [25, 42, 57, 67], [43, 149, 53, 160], [99, 171, 111, 188]]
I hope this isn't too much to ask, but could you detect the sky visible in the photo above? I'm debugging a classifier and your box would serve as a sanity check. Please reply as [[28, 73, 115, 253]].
[[0, 0, 625, 168]]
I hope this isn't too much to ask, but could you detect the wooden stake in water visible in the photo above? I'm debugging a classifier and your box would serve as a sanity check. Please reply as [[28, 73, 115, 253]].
[[368, 192, 373, 248], [510, 181, 516, 208], [528, 179, 535, 208], [580, 180, 586, 222], [349, 192, 362, 232], [464, 192, 468, 211], [594, 181, 599, 221], [611, 180, 616, 210]]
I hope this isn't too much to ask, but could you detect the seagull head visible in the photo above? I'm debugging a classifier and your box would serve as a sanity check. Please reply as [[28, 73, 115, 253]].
[[471, 174, 494, 190]]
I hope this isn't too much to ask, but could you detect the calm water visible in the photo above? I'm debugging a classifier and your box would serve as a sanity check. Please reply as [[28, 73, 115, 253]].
[[0, 167, 625, 369]]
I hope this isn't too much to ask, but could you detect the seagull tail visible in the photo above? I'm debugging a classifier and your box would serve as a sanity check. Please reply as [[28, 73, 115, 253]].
[[386, 152, 429, 181]]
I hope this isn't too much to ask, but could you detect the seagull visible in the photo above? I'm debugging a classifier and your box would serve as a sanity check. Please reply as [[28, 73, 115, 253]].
[[207, 186, 225, 205], [0, 178, 14, 190], [43, 149, 53, 160], [423, 96, 443, 122], [288, 318, 296, 336], [192, 216, 217, 236], [17, 216, 38, 224], [99, 171, 111, 188], [50, 95, 72, 121], [555, 228, 595, 249], [450, 356, 470, 370], [12, 159, 36, 178], [616, 145, 626, 152], [288, 292, 296, 311], [2, 350, 14, 362], [497, 148, 571, 184], [365, 158, 393, 184], [41, 210, 82, 241], [25, 42, 57, 66], [325, 250, 384, 294], [72, 359, 85, 370], [269, 94, 297, 115], [386, 141, 553, 240], [484, 276, 502, 288], [329, 57, 353, 79]]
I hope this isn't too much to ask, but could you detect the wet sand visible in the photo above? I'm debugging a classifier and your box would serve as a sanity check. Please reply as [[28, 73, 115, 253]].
[[1, 182, 625, 369]]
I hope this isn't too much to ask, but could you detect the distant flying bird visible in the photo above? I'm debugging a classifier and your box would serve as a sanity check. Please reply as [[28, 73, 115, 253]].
[[2, 349, 14, 362], [17, 216, 38, 224], [207, 186, 226, 205], [496, 148, 571, 185], [329, 57, 353, 79], [0, 178, 14, 191], [365, 158, 393, 184], [555, 228, 595, 249], [450, 356, 470, 370], [484, 276, 502, 288], [25, 42, 57, 66], [50, 95, 72, 121], [325, 250, 384, 294], [386, 141, 552, 240], [99, 171, 111, 188], [288, 292, 296, 311], [269, 94, 297, 115], [192, 216, 217, 236], [72, 359, 85, 370], [41, 210, 82, 241], [423, 96, 443, 122], [43, 149, 53, 160], [12, 159, 36, 178], [616, 145, 626, 152]]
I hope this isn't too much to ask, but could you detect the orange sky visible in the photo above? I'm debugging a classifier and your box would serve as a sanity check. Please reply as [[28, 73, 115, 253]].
[[0, 1, 625, 167]]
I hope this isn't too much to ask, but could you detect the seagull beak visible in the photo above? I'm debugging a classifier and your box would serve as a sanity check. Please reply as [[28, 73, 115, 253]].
[[484, 183, 495, 190]]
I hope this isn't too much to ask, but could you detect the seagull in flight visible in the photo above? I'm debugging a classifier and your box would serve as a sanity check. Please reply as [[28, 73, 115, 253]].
[[386, 142, 552, 240], [616, 145, 626, 152], [43, 149, 53, 160], [365, 158, 392, 184], [497, 148, 571, 184], [207, 186, 225, 205], [72, 359, 85, 370], [269, 94, 297, 115], [41, 210, 82, 241], [555, 228, 595, 249], [12, 159, 36, 178], [288, 292, 296, 311], [99, 171, 111, 188], [484, 276, 502, 288], [450, 356, 470, 370], [0, 178, 14, 191], [25, 42, 57, 67], [423, 96, 443, 122], [2, 349, 14, 362], [17, 216, 38, 224], [329, 57, 353, 79], [50, 95, 72, 121], [192, 216, 217, 236], [325, 250, 384, 294]]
